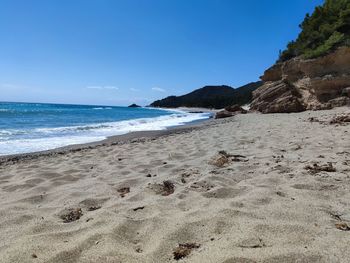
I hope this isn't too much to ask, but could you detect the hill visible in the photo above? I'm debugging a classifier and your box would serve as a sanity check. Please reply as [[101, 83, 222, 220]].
[[149, 81, 262, 109], [279, 0, 350, 61]]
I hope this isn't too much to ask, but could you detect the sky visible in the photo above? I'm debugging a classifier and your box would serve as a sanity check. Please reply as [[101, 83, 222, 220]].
[[0, 0, 324, 106]]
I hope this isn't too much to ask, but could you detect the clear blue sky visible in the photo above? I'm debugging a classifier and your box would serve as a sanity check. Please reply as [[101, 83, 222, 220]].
[[0, 0, 323, 106]]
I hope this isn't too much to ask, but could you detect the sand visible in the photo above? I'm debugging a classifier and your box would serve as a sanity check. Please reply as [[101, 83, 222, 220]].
[[0, 107, 349, 263]]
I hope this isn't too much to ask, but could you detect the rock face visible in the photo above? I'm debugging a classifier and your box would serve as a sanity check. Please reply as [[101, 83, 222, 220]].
[[251, 47, 350, 113]]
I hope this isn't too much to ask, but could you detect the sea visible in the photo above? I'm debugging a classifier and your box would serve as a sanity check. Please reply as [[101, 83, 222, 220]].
[[0, 102, 211, 156]]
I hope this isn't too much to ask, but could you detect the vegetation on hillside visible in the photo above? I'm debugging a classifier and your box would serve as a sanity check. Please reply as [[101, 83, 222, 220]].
[[279, 0, 350, 61], [149, 82, 262, 109]]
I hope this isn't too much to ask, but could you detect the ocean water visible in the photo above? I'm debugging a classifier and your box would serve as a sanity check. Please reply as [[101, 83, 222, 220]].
[[0, 102, 210, 156]]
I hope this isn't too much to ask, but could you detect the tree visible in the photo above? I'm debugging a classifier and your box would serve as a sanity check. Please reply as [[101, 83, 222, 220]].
[[279, 0, 350, 62]]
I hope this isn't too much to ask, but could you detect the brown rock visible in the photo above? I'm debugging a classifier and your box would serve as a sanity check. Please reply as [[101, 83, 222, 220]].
[[342, 87, 350, 97], [215, 110, 236, 119], [327, 96, 350, 108], [224, 104, 247, 113], [260, 63, 282, 82], [251, 80, 305, 113], [215, 104, 247, 119], [330, 114, 350, 124], [251, 47, 350, 113]]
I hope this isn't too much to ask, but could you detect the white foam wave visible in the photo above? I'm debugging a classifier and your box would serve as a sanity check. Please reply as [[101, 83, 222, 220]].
[[0, 136, 105, 156], [0, 112, 210, 155], [93, 107, 112, 110]]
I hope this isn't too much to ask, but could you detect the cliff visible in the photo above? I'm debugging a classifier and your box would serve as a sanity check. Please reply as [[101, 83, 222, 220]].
[[150, 81, 262, 109], [251, 47, 350, 113]]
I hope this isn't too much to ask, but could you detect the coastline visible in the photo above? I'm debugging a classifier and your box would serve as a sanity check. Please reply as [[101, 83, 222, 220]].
[[0, 110, 216, 165], [1, 107, 350, 262], [0, 107, 215, 162]]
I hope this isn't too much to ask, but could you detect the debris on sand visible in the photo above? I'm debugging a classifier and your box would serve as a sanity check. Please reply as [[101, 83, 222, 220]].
[[60, 208, 83, 223], [329, 211, 342, 221], [189, 181, 214, 192], [133, 206, 145, 211], [173, 243, 200, 260], [335, 222, 350, 231], [238, 238, 265, 248], [87, 206, 101, 211], [305, 162, 336, 174], [117, 187, 130, 197], [162, 180, 175, 196], [210, 153, 229, 167], [218, 150, 247, 160], [330, 114, 350, 125], [276, 191, 286, 197], [209, 151, 247, 167], [180, 169, 200, 182], [31, 253, 38, 258], [149, 180, 175, 196], [308, 117, 321, 123]]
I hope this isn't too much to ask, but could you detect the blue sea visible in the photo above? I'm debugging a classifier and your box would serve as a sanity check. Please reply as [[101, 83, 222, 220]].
[[0, 102, 210, 156]]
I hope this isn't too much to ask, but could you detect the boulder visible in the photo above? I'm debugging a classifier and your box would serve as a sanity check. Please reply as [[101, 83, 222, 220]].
[[342, 87, 350, 97], [251, 80, 305, 113], [224, 104, 247, 113], [327, 97, 350, 108], [215, 110, 236, 119]]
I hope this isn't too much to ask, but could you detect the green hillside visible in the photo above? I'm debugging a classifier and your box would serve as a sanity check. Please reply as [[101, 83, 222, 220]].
[[279, 0, 350, 61]]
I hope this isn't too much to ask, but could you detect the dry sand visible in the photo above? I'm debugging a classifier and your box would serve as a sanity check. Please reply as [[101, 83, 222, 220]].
[[0, 107, 349, 263]]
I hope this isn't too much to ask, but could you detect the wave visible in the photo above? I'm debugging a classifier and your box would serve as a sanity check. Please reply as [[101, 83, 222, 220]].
[[93, 107, 112, 110], [35, 112, 210, 135], [0, 111, 210, 155], [0, 135, 105, 156]]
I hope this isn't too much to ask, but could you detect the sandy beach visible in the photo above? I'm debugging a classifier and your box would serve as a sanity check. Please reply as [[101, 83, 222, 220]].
[[1, 107, 350, 263]]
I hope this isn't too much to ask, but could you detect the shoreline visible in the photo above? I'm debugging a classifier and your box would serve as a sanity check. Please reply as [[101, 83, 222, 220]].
[[0, 114, 219, 165], [0, 107, 216, 163]]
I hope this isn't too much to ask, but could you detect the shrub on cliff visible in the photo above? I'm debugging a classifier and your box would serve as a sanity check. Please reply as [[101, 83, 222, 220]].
[[279, 0, 350, 61]]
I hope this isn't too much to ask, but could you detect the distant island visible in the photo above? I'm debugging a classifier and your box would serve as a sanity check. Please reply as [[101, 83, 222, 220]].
[[149, 81, 262, 109], [128, 103, 141, 108]]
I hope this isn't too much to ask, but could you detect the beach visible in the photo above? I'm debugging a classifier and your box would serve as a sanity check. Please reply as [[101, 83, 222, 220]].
[[0, 107, 350, 262]]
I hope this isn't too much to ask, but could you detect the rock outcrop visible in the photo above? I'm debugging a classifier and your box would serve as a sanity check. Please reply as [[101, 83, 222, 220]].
[[251, 47, 350, 113]]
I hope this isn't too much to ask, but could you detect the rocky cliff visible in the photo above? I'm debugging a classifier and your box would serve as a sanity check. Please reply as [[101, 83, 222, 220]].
[[251, 47, 350, 113]]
